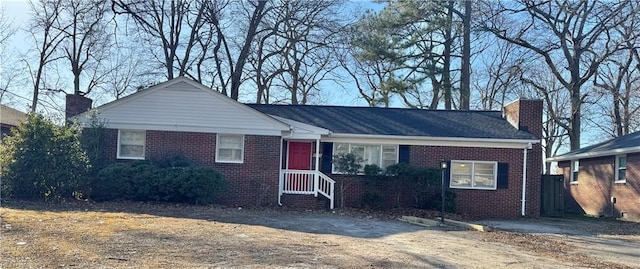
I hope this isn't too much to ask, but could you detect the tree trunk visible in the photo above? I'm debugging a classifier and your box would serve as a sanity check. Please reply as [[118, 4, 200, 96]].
[[459, 0, 471, 110], [570, 90, 581, 150], [230, 0, 267, 100], [443, 0, 454, 110]]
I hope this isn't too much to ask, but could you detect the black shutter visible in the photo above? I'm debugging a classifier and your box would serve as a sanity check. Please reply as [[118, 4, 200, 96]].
[[398, 145, 410, 164], [321, 142, 333, 173], [281, 142, 288, 169], [497, 163, 509, 189]]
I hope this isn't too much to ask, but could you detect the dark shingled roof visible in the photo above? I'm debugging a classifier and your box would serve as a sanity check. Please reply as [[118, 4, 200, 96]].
[[248, 104, 537, 140], [549, 131, 640, 161]]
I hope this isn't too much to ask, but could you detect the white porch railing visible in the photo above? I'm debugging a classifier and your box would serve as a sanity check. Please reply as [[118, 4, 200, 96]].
[[279, 169, 335, 209]]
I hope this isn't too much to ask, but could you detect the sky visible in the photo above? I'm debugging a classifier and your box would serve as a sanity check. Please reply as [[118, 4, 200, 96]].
[[0, 0, 389, 114]]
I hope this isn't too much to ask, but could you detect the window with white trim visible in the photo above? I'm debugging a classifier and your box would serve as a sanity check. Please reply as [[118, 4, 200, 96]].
[[216, 134, 244, 163], [449, 161, 497, 190], [570, 160, 579, 183], [117, 130, 146, 159], [615, 155, 626, 183], [332, 143, 398, 173]]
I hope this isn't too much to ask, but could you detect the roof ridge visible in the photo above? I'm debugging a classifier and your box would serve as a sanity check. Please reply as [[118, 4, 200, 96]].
[[247, 103, 501, 113]]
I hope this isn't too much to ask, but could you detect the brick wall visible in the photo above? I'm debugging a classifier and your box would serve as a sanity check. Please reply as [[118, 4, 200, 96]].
[[559, 154, 640, 220], [324, 144, 541, 219], [99, 128, 281, 207], [323, 99, 544, 219], [411, 145, 540, 219]]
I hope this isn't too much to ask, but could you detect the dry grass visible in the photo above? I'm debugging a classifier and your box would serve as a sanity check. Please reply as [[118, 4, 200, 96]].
[[1, 202, 331, 268], [2, 200, 639, 268]]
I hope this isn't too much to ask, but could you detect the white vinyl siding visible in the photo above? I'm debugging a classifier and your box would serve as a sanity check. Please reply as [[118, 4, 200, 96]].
[[449, 161, 497, 190], [83, 80, 288, 136], [332, 143, 398, 173], [571, 160, 579, 183], [615, 155, 626, 183], [117, 130, 145, 159], [216, 134, 244, 163]]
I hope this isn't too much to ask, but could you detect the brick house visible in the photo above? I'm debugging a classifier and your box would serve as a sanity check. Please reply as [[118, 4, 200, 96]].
[[1, 104, 27, 137], [548, 132, 640, 220], [70, 77, 543, 218]]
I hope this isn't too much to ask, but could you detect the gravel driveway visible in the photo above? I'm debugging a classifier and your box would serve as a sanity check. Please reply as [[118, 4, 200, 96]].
[[2, 201, 639, 268], [478, 218, 640, 268]]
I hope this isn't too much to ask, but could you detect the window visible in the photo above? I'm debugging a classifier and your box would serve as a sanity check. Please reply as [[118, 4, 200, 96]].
[[570, 160, 579, 183], [449, 161, 497, 190], [615, 155, 627, 183], [216, 134, 244, 163], [117, 130, 145, 159], [332, 143, 398, 173]]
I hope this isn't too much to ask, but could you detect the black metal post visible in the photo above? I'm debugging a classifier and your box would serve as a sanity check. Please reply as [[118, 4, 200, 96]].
[[440, 161, 447, 224]]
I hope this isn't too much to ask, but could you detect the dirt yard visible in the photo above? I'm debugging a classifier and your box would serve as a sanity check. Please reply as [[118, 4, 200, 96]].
[[1, 200, 639, 268]]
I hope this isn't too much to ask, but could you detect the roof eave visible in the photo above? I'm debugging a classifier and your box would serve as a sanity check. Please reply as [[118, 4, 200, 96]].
[[547, 146, 640, 162], [323, 133, 539, 149]]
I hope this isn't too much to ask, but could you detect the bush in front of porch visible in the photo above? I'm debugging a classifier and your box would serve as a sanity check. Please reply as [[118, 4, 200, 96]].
[[332, 153, 363, 208]]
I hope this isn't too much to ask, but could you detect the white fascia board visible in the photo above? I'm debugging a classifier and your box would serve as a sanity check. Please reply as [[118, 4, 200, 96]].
[[287, 133, 322, 140], [547, 147, 640, 162], [104, 122, 283, 136], [322, 133, 539, 149]]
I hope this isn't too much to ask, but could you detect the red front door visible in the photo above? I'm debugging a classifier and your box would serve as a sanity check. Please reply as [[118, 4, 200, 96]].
[[288, 142, 312, 170]]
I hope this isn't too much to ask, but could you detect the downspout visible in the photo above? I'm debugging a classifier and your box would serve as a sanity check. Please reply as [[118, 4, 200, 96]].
[[521, 143, 532, 216], [278, 128, 294, 207]]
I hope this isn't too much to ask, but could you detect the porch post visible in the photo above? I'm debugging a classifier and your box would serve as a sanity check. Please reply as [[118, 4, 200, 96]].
[[314, 138, 320, 197]]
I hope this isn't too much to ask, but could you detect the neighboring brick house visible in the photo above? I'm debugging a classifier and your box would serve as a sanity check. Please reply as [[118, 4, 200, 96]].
[[1, 104, 27, 137], [71, 77, 543, 218], [548, 132, 640, 220]]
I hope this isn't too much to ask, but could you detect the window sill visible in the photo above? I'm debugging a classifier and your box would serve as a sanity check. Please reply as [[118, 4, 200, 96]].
[[614, 180, 627, 184], [117, 156, 145, 160], [449, 186, 497, 190], [215, 160, 244, 164], [570, 181, 578, 185]]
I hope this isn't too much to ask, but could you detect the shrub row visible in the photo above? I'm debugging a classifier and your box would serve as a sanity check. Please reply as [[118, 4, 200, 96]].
[[363, 163, 456, 211], [91, 161, 227, 205]]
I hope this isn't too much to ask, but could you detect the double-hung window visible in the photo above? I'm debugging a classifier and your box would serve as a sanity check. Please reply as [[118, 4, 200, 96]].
[[449, 161, 497, 190], [117, 130, 146, 159], [570, 160, 579, 183], [332, 143, 398, 173], [216, 134, 244, 163], [615, 155, 626, 183]]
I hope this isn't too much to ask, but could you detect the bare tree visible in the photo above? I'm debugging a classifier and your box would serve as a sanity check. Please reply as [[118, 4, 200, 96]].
[[25, 0, 69, 113], [227, 0, 268, 100], [482, 0, 637, 150], [112, 0, 214, 81], [0, 8, 18, 104], [255, 0, 344, 104], [56, 0, 111, 96], [520, 68, 570, 173], [473, 39, 525, 110]]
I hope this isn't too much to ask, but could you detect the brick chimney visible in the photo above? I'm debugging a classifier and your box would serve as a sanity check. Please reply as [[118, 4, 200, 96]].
[[503, 99, 543, 139], [65, 94, 92, 124]]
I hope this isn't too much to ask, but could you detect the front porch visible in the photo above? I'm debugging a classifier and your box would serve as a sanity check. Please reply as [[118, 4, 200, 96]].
[[279, 169, 335, 209], [275, 118, 335, 209]]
